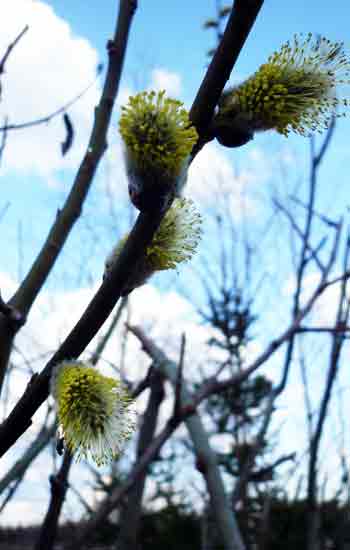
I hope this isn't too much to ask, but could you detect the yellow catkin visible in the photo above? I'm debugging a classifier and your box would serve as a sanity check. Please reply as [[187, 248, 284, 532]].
[[119, 90, 198, 179], [219, 34, 350, 136]]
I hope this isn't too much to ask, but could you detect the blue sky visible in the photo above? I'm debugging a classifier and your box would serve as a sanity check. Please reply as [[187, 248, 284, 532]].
[[1, 0, 350, 288], [1, 0, 350, 526], [44, 0, 350, 102]]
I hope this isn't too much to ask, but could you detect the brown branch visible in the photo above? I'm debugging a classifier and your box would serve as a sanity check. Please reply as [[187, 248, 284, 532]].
[[0, 0, 138, 393], [0, 291, 25, 328], [0, 0, 266, 462], [307, 230, 350, 550], [0, 207, 163, 458], [127, 324, 246, 550], [66, 403, 184, 550], [190, 0, 264, 156], [193, 269, 349, 404], [34, 451, 73, 550], [174, 333, 186, 418], [273, 198, 326, 272], [0, 422, 55, 496], [116, 370, 164, 550], [0, 69, 102, 133]]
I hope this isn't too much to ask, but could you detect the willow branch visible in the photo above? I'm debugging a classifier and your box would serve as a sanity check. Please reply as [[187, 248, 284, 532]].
[[0, 0, 138, 392], [127, 325, 245, 550], [190, 0, 264, 155], [0, 26, 29, 76], [0, 0, 265, 461]]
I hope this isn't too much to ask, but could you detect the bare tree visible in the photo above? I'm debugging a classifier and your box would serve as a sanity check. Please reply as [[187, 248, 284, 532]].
[[1, 2, 350, 550]]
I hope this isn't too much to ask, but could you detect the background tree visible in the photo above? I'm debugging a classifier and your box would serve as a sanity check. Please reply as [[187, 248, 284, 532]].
[[1, 2, 350, 550]]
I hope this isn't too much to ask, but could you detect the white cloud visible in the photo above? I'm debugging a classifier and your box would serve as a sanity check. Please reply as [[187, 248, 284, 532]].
[[282, 271, 348, 329], [0, 0, 100, 177], [186, 142, 259, 218], [2, 500, 47, 526], [0, 271, 18, 299], [116, 85, 134, 108], [150, 67, 182, 97], [1, 266, 347, 524]]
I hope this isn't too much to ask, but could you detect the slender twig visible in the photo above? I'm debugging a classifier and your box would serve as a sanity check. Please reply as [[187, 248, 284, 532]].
[[273, 198, 326, 272], [0, 476, 23, 513], [116, 370, 164, 550], [0, 0, 138, 393], [307, 230, 350, 550], [127, 324, 246, 550], [296, 325, 350, 334], [289, 195, 339, 229], [190, 0, 264, 155], [0, 26, 29, 76], [194, 269, 350, 403], [34, 451, 73, 550], [0, 201, 10, 223], [89, 296, 128, 365], [0, 117, 8, 165], [66, 409, 182, 550], [0, 69, 103, 133], [0, 422, 55, 496], [174, 334, 186, 418], [0, 0, 264, 462], [276, 124, 338, 395]]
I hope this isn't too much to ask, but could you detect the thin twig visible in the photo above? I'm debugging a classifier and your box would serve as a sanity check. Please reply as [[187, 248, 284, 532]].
[[0, 117, 8, 165], [116, 369, 164, 550], [190, 0, 264, 156], [0, 26, 29, 76], [174, 334, 186, 418], [66, 411, 181, 550], [0, 0, 265, 464], [307, 228, 350, 550], [34, 451, 73, 550], [289, 195, 339, 229], [127, 324, 245, 550], [0, 68, 103, 133], [194, 269, 350, 403], [273, 198, 325, 272], [0, 0, 138, 394]]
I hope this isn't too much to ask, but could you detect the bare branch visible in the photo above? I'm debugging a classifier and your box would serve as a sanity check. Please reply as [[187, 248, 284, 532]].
[[0, 0, 138, 392], [0, 117, 8, 165], [117, 370, 164, 550], [195, 268, 350, 403], [34, 451, 73, 550], [0, 291, 25, 329], [174, 333, 186, 418], [190, 0, 264, 156], [0, 25, 29, 76], [307, 230, 350, 550], [0, 0, 266, 466], [0, 68, 102, 133], [273, 198, 326, 272], [66, 409, 182, 550], [0, 422, 55, 497], [127, 324, 246, 550]]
